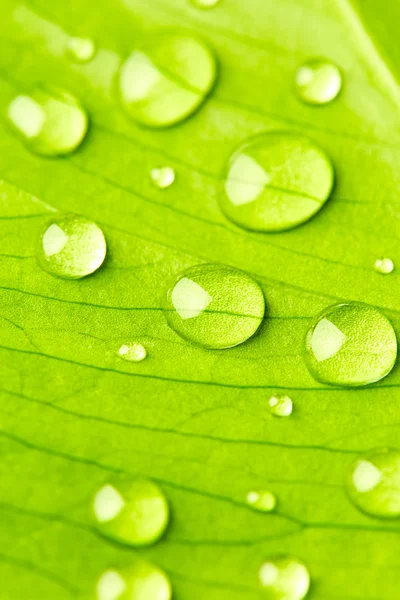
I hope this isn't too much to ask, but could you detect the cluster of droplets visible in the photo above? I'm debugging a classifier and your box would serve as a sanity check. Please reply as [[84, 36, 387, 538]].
[[5, 4, 400, 598]]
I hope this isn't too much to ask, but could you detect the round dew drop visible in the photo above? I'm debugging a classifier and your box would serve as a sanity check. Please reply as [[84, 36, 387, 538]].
[[118, 32, 217, 128], [268, 395, 293, 417], [96, 561, 172, 600], [37, 215, 107, 280], [374, 257, 394, 274], [151, 167, 175, 189], [92, 478, 169, 547], [304, 302, 397, 387], [66, 36, 96, 63], [246, 490, 277, 513], [7, 87, 88, 156], [219, 132, 334, 232], [163, 263, 265, 349], [296, 59, 342, 105], [118, 343, 147, 363], [347, 449, 400, 518], [259, 556, 310, 600]]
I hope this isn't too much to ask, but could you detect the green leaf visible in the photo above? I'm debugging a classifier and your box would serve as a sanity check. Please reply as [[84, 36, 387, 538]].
[[0, 0, 400, 598]]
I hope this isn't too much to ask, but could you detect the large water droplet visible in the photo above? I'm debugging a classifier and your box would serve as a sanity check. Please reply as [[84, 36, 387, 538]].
[[151, 167, 175, 189], [67, 36, 96, 63], [96, 561, 172, 600], [374, 257, 394, 275], [247, 490, 277, 513], [92, 478, 169, 547], [191, 0, 221, 7], [7, 88, 88, 156], [37, 215, 107, 279], [118, 32, 217, 128], [259, 556, 310, 600], [304, 302, 397, 387], [118, 343, 147, 362], [219, 132, 334, 232], [268, 395, 293, 417], [296, 59, 342, 105], [347, 449, 400, 518], [163, 263, 265, 349]]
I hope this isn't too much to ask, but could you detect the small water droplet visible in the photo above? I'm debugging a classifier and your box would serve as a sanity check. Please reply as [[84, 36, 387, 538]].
[[67, 36, 96, 63], [92, 478, 169, 547], [246, 490, 277, 513], [219, 132, 334, 232], [151, 167, 175, 189], [191, 0, 221, 7], [268, 395, 293, 417], [259, 556, 310, 600], [347, 449, 400, 518], [163, 263, 265, 349], [118, 32, 217, 128], [374, 257, 394, 275], [7, 88, 88, 156], [304, 302, 397, 387], [37, 215, 107, 280], [118, 343, 147, 362], [296, 59, 342, 105], [96, 561, 172, 600]]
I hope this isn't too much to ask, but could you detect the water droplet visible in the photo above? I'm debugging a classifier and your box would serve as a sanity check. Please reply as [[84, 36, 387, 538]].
[[163, 263, 265, 349], [151, 167, 175, 189], [259, 556, 310, 600], [191, 0, 221, 7], [118, 32, 217, 128], [374, 258, 394, 275], [96, 561, 172, 600], [219, 132, 334, 232], [93, 478, 169, 547], [37, 215, 107, 280], [7, 88, 88, 156], [67, 36, 96, 63], [304, 302, 397, 387], [246, 490, 277, 513], [268, 395, 293, 417], [118, 343, 147, 362], [296, 59, 342, 105], [347, 449, 400, 518]]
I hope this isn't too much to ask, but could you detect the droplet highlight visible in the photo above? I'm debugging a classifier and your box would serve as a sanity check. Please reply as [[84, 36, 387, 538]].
[[374, 258, 394, 275], [268, 395, 293, 417], [7, 88, 88, 156], [304, 302, 397, 387], [296, 59, 342, 105], [220, 132, 334, 232], [191, 0, 221, 7], [118, 32, 217, 127], [247, 490, 277, 513], [151, 167, 175, 189], [67, 36, 96, 63], [347, 449, 400, 518], [163, 263, 265, 349], [96, 561, 172, 600], [118, 343, 147, 363], [93, 478, 169, 547], [37, 215, 107, 280], [259, 556, 310, 600]]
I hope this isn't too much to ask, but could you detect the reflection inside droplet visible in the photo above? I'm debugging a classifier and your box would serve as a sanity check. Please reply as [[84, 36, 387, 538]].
[[8, 95, 45, 139], [171, 277, 213, 320], [97, 570, 127, 600], [224, 154, 271, 206], [352, 460, 382, 493], [93, 484, 126, 523], [310, 318, 346, 362]]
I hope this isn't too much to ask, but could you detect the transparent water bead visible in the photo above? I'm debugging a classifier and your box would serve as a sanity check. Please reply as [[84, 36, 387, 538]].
[[151, 167, 175, 189], [374, 258, 394, 275], [259, 556, 310, 600], [304, 302, 397, 387], [93, 478, 169, 547], [347, 449, 400, 518], [67, 36, 96, 62], [118, 343, 147, 363], [296, 59, 342, 105], [268, 395, 293, 417], [246, 490, 277, 513], [191, 0, 221, 7], [163, 263, 265, 349], [220, 132, 334, 232], [7, 87, 88, 156], [96, 561, 171, 600], [37, 215, 107, 280], [118, 32, 217, 127]]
